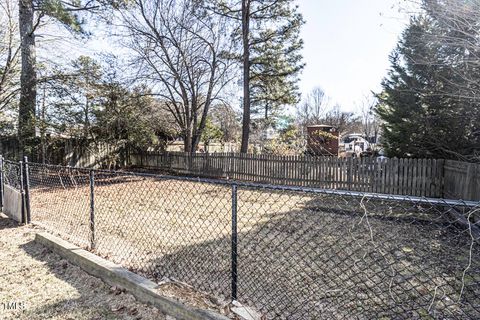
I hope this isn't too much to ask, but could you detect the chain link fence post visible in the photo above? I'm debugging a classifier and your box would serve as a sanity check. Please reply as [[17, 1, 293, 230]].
[[231, 183, 238, 301], [89, 169, 95, 250], [23, 156, 31, 224], [18, 158, 25, 223]]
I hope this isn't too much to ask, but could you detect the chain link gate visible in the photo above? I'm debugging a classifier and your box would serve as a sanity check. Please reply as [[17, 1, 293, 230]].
[[1, 156, 30, 223]]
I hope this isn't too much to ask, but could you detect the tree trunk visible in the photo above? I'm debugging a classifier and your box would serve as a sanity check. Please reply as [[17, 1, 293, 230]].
[[240, 0, 250, 153], [184, 137, 192, 153], [18, 0, 36, 157], [184, 127, 193, 153], [192, 102, 213, 153], [191, 133, 199, 153], [40, 86, 46, 164], [84, 99, 90, 139]]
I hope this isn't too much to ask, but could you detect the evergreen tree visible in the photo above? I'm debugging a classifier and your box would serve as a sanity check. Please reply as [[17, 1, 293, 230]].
[[250, 4, 304, 122], [376, 0, 480, 160], [210, 0, 304, 152]]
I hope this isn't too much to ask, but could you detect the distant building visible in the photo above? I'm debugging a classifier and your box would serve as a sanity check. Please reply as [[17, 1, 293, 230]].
[[340, 133, 373, 157], [306, 125, 339, 156]]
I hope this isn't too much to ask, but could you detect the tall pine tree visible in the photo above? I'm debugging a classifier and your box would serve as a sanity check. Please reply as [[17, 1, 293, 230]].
[[250, 5, 304, 123], [210, 0, 304, 152], [376, 0, 480, 160]]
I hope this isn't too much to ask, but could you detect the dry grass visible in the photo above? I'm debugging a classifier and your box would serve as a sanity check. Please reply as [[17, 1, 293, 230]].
[[28, 172, 480, 319], [0, 214, 166, 320]]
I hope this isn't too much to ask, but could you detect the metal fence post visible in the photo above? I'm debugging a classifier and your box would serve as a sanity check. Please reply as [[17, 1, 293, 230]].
[[231, 183, 238, 301], [89, 169, 95, 250], [18, 159, 25, 223], [23, 156, 31, 224], [0, 155, 3, 210]]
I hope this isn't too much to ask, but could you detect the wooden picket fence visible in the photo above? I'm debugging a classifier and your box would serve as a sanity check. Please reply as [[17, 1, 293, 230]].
[[130, 152, 445, 197]]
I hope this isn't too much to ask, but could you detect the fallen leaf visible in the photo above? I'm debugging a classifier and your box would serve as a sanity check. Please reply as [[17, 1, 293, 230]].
[[112, 305, 126, 312], [402, 247, 414, 253], [128, 307, 139, 315]]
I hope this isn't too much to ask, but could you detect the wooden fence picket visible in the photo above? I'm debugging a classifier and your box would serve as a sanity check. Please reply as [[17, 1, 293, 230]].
[[129, 151, 456, 198]]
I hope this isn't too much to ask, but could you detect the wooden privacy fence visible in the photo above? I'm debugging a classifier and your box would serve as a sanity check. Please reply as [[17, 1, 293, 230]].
[[130, 152, 445, 197], [444, 160, 480, 201]]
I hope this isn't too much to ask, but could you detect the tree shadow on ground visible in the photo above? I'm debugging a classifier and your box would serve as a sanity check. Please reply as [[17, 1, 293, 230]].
[[134, 195, 480, 320], [0, 214, 21, 230], [14, 229, 164, 320]]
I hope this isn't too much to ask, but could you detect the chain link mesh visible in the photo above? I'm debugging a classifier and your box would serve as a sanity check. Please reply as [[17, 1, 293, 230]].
[[28, 163, 91, 248], [26, 162, 480, 319], [3, 160, 21, 190], [92, 170, 232, 297], [236, 186, 480, 319]]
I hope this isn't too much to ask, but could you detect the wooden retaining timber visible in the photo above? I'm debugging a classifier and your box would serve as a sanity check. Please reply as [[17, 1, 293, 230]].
[[35, 232, 229, 320]]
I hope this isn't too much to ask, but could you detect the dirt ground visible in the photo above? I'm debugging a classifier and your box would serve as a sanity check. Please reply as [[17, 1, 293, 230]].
[[0, 214, 167, 320], [26, 168, 480, 319]]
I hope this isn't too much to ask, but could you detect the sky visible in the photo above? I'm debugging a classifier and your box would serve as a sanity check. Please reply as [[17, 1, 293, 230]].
[[297, 0, 412, 112], [38, 0, 414, 115]]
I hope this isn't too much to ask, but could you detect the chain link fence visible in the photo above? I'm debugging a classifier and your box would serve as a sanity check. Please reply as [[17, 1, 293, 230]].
[[3, 159, 22, 190], [18, 160, 480, 319], [28, 163, 91, 247]]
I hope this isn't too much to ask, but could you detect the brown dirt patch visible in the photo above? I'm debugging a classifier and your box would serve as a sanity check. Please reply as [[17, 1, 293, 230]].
[[27, 170, 480, 319], [0, 214, 166, 320]]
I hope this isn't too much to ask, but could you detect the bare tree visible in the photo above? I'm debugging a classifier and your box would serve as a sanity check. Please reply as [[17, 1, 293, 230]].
[[358, 95, 381, 145], [210, 102, 240, 143], [0, 0, 20, 113], [295, 87, 361, 154], [422, 0, 480, 96], [323, 104, 359, 136], [120, 0, 234, 152], [297, 86, 329, 126]]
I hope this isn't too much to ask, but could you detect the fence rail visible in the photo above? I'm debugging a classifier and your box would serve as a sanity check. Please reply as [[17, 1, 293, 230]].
[[3, 157, 478, 319], [130, 152, 445, 198]]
